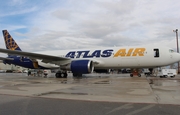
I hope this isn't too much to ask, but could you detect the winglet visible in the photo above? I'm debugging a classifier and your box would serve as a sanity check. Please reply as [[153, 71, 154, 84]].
[[2, 30, 22, 51]]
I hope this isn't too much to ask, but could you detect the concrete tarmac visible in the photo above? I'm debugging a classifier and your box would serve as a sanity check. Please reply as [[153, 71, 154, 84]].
[[0, 73, 180, 115]]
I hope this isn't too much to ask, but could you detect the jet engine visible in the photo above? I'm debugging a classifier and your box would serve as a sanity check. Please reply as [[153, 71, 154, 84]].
[[70, 60, 94, 74]]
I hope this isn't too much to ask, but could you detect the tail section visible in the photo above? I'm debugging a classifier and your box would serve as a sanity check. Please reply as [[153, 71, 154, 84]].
[[2, 30, 22, 51]]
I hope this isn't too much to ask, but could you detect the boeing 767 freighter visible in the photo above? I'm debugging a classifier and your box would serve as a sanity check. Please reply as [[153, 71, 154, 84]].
[[0, 30, 179, 78]]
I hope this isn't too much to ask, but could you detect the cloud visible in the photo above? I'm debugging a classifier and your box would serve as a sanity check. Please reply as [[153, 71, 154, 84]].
[[8, 0, 26, 6], [1, 0, 180, 53], [0, 7, 37, 17], [99, 0, 136, 15], [52, 9, 72, 20], [1, 25, 27, 31]]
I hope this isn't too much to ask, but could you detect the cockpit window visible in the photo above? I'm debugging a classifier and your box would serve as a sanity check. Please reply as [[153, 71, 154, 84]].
[[169, 49, 174, 53]]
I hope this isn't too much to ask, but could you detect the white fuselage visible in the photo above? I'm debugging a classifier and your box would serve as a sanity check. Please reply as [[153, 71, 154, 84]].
[[38, 46, 180, 69]]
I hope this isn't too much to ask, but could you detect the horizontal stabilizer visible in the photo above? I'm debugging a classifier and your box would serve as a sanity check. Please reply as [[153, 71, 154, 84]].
[[0, 57, 14, 60]]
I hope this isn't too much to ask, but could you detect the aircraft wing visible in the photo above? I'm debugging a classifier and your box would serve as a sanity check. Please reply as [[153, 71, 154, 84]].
[[0, 57, 14, 60], [0, 48, 103, 66], [0, 48, 70, 64]]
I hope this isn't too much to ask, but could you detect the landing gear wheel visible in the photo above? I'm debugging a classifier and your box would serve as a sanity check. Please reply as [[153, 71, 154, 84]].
[[130, 74, 133, 77], [61, 73, 67, 78], [55, 73, 61, 78], [138, 73, 141, 77]]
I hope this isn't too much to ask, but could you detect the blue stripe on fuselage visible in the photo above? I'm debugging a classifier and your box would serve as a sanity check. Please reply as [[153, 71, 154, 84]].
[[3, 56, 47, 69]]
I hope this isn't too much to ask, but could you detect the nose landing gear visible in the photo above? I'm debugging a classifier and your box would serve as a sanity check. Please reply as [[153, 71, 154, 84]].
[[130, 69, 142, 77]]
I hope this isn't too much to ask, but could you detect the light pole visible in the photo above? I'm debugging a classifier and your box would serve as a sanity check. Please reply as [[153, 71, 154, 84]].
[[173, 29, 179, 73]]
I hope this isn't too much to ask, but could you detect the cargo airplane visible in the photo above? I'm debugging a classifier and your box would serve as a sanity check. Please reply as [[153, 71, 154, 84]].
[[0, 30, 180, 78]]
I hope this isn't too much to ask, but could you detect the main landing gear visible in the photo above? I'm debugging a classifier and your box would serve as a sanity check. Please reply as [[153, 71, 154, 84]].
[[55, 71, 68, 78], [55, 71, 83, 78]]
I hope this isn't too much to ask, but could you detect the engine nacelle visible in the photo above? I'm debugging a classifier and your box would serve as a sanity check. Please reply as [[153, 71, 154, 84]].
[[70, 60, 94, 74]]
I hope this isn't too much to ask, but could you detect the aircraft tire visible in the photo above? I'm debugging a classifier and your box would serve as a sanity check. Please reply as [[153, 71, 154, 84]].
[[55, 73, 61, 78], [138, 74, 141, 77], [73, 73, 77, 77], [62, 73, 68, 78], [130, 74, 133, 77]]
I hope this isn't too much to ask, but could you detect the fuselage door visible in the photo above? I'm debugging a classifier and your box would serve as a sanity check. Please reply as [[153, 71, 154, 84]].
[[154, 49, 159, 58]]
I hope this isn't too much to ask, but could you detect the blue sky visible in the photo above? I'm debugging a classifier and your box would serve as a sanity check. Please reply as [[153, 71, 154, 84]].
[[0, 0, 180, 52]]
